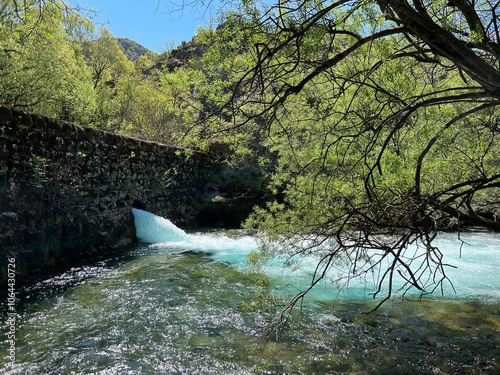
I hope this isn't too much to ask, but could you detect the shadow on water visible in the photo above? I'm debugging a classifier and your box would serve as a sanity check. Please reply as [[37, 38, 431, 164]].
[[309, 298, 500, 374]]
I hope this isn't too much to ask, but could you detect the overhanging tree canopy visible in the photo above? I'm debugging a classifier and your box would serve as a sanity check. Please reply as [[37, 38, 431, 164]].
[[213, 0, 500, 312]]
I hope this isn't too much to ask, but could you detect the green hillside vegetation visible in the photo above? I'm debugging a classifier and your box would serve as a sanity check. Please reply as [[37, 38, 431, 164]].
[[117, 38, 155, 61], [2, 0, 500, 311]]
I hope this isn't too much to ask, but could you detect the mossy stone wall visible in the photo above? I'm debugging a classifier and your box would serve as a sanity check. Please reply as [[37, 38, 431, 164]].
[[0, 106, 220, 282]]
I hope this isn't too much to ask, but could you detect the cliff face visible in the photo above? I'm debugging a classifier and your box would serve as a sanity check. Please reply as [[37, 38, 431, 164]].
[[0, 106, 225, 282], [144, 38, 209, 74]]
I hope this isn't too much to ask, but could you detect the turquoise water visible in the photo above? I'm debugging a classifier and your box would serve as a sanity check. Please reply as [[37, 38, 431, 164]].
[[1, 209, 499, 374]]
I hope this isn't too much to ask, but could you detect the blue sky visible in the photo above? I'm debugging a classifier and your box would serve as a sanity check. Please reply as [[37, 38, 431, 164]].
[[74, 0, 221, 52]]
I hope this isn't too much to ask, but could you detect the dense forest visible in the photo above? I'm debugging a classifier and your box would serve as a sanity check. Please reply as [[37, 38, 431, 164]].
[[2, 0, 500, 310]]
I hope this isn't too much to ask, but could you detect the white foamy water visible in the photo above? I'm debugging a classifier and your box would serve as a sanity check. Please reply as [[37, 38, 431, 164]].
[[133, 208, 258, 266], [132, 208, 500, 302]]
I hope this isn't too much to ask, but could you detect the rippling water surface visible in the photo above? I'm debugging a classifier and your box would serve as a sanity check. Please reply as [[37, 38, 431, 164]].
[[1, 209, 499, 374]]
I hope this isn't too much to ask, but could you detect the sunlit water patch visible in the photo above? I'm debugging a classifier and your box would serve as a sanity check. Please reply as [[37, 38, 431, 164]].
[[1, 209, 499, 374]]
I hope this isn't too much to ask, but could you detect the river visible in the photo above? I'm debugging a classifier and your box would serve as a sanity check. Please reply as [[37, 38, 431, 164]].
[[1, 208, 499, 374]]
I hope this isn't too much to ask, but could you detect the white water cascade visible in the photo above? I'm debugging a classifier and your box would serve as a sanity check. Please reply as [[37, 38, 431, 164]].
[[132, 208, 500, 303]]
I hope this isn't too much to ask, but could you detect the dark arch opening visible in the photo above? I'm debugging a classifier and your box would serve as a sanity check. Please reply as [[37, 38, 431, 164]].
[[132, 199, 146, 210]]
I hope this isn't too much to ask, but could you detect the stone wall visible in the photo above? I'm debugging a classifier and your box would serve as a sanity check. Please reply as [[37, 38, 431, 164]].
[[0, 106, 225, 282]]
